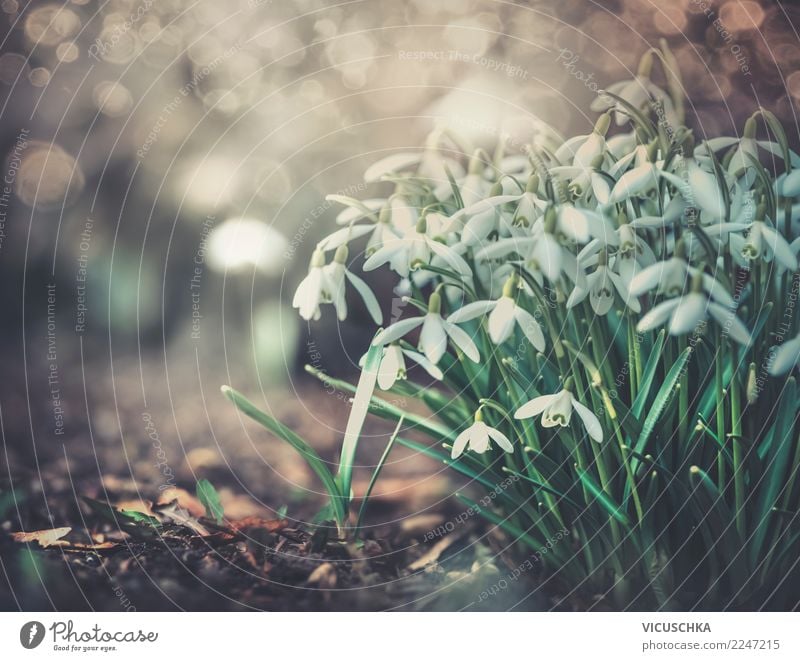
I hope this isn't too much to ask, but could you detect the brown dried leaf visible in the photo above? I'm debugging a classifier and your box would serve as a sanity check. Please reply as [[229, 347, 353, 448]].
[[152, 499, 209, 536], [156, 487, 205, 518], [11, 527, 71, 548], [306, 562, 337, 588], [229, 517, 287, 534]]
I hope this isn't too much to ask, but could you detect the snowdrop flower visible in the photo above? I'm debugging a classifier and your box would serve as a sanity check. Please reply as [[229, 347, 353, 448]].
[[629, 242, 730, 302], [292, 249, 329, 321], [476, 223, 586, 288], [729, 202, 798, 271], [567, 249, 637, 315], [636, 273, 751, 345], [363, 213, 472, 279], [590, 51, 675, 127], [661, 139, 729, 220], [323, 245, 383, 324], [374, 344, 443, 390], [608, 162, 660, 204], [447, 275, 546, 350], [515, 380, 603, 442], [768, 333, 800, 376], [451, 409, 513, 459], [372, 291, 480, 364]]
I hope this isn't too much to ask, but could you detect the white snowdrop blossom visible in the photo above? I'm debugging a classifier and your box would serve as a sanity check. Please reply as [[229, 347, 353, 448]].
[[363, 213, 472, 279], [372, 291, 480, 364], [636, 274, 751, 345], [293, 247, 383, 323], [447, 276, 546, 350], [451, 409, 513, 459], [515, 384, 603, 442], [374, 344, 443, 390], [292, 250, 329, 321], [769, 333, 800, 376]]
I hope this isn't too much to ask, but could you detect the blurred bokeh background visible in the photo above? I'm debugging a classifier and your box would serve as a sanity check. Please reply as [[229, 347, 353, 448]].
[[1, 0, 800, 608]]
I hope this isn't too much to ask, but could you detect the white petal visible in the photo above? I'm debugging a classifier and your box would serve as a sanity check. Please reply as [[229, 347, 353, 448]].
[[541, 391, 573, 427], [345, 270, 382, 324], [488, 297, 517, 344], [420, 314, 448, 364], [514, 394, 557, 419], [335, 198, 385, 225], [637, 298, 680, 333], [768, 336, 800, 376], [292, 268, 323, 320], [761, 224, 798, 271], [513, 307, 546, 352], [470, 422, 491, 453], [427, 238, 473, 279], [669, 293, 707, 335], [377, 345, 403, 390], [451, 427, 472, 459], [708, 302, 751, 346], [443, 320, 480, 362], [630, 261, 670, 296], [317, 224, 375, 251], [402, 349, 444, 380], [372, 316, 424, 346], [364, 152, 422, 182], [486, 426, 514, 453], [363, 241, 403, 272], [447, 299, 496, 324], [558, 205, 590, 243], [609, 164, 657, 204], [534, 234, 563, 283], [571, 399, 603, 442]]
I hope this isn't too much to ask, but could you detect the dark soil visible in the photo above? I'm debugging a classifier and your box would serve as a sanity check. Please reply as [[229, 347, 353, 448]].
[[0, 351, 569, 612]]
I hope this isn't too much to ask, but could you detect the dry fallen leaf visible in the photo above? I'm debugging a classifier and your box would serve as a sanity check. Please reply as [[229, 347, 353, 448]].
[[11, 527, 71, 548], [408, 533, 460, 571], [152, 499, 209, 536], [229, 517, 287, 534], [306, 562, 337, 588], [156, 487, 205, 518]]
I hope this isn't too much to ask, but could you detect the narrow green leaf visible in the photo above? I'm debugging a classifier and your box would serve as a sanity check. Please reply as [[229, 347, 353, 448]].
[[750, 377, 798, 565], [355, 417, 403, 534], [221, 386, 346, 526], [337, 341, 383, 503], [632, 329, 665, 418], [759, 108, 791, 172], [196, 479, 224, 524], [631, 346, 692, 475], [575, 467, 631, 527], [455, 493, 545, 552]]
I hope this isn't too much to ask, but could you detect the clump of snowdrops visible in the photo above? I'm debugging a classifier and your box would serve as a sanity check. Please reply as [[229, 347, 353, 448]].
[[224, 45, 800, 609]]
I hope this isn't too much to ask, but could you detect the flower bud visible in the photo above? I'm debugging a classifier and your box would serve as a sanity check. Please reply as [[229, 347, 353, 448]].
[[502, 273, 519, 298], [544, 205, 557, 234], [638, 50, 653, 78], [310, 249, 326, 268], [526, 174, 539, 194], [468, 149, 484, 176], [594, 113, 611, 136], [333, 244, 349, 264], [743, 115, 757, 140], [746, 362, 758, 404], [427, 291, 442, 314]]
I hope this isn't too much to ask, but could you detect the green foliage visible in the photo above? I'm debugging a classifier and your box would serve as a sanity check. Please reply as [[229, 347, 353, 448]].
[[196, 479, 224, 524]]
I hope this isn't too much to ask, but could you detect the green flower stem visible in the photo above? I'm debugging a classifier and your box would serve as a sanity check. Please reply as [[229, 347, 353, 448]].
[[678, 333, 689, 444], [714, 326, 727, 492], [587, 310, 644, 524], [730, 347, 745, 538]]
